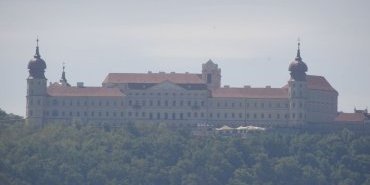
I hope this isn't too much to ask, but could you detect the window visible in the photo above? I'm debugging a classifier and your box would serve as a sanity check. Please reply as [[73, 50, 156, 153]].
[[172, 113, 176, 119], [207, 74, 212, 83], [52, 99, 58, 106], [29, 110, 33, 116], [180, 113, 183, 120]]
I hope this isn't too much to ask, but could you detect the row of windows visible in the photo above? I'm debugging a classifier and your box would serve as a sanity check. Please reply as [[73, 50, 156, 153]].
[[128, 100, 205, 107], [48, 100, 125, 107], [41, 110, 304, 120], [44, 111, 125, 117], [127, 92, 207, 97], [214, 102, 289, 109]]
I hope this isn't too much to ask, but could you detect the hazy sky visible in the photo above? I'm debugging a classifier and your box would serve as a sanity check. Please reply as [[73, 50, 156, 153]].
[[1, 0, 369, 116]]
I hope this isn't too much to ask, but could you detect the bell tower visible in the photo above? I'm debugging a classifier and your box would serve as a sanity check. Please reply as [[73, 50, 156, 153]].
[[26, 38, 47, 125], [202, 59, 221, 90], [288, 41, 308, 125]]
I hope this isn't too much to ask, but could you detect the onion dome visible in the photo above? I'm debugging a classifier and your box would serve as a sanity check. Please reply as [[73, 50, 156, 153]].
[[28, 38, 46, 79], [289, 41, 308, 81]]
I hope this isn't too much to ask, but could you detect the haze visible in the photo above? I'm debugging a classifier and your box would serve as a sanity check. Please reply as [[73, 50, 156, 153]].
[[0, 0, 369, 116]]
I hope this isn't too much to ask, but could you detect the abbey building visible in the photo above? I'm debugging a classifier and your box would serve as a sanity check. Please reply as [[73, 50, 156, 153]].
[[26, 40, 338, 126]]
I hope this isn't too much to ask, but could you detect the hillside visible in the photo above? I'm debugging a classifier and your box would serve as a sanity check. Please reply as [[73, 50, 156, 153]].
[[0, 115, 370, 185]]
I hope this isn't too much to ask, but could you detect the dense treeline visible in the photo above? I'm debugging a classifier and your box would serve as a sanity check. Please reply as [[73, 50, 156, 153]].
[[0, 115, 370, 184]]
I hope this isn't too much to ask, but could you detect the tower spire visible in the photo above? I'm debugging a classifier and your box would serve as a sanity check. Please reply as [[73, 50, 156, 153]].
[[296, 38, 302, 61], [60, 62, 70, 86], [35, 36, 41, 58]]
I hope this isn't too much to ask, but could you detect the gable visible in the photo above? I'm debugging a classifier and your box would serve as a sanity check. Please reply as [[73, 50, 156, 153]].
[[148, 81, 185, 91]]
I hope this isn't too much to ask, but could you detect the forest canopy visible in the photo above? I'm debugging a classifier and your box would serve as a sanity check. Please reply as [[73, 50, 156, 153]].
[[0, 113, 370, 185]]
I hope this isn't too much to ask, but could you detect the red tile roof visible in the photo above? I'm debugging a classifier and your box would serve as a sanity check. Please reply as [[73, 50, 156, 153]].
[[102, 73, 204, 84], [335, 113, 367, 122], [306, 75, 337, 92], [47, 85, 124, 97], [282, 75, 337, 92], [212, 87, 288, 99]]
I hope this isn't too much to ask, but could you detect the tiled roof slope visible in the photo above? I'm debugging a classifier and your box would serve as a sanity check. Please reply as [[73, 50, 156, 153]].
[[212, 87, 288, 99], [306, 75, 337, 92], [48, 85, 124, 97], [335, 113, 367, 122], [282, 75, 337, 92], [103, 73, 204, 84]]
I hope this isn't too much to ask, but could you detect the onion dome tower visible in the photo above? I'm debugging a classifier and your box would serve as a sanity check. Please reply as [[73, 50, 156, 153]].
[[288, 40, 308, 125], [288, 42, 308, 81], [28, 38, 47, 79], [26, 38, 47, 125]]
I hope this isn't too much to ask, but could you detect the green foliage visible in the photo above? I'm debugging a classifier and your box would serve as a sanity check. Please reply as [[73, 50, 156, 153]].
[[0, 121, 369, 185]]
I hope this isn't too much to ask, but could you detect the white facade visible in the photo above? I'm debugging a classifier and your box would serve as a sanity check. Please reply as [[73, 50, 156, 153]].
[[26, 43, 339, 126]]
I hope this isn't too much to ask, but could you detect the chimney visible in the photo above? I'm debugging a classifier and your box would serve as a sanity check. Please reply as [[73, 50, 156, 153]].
[[77, 82, 84, 88], [266, 85, 271, 88], [224, 85, 230, 88], [244, 85, 251, 88]]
